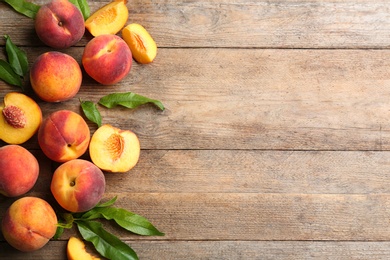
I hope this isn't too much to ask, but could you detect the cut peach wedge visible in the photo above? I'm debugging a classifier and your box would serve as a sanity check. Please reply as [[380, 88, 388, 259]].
[[122, 23, 158, 64], [85, 0, 128, 37], [67, 236, 100, 260], [89, 124, 140, 173], [0, 92, 42, 144]]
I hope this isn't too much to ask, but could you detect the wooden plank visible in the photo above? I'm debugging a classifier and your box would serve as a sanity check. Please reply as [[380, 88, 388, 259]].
[[1, 1, 390, 48], [104, 150, 390, 194], [3, 192, 390, 241], [98, 193, 390, 241], [3, 240, 390, 260], [3, 48, 390, 150], [2, 149, 390, 198]]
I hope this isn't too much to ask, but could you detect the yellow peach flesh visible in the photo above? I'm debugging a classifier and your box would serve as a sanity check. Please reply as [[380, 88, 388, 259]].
[[89, 124, 140, 173], [0, 92, 42, 144], [85, 0, 128, 36], [122, 23, 158, 64], [67, 236, 100, 260]]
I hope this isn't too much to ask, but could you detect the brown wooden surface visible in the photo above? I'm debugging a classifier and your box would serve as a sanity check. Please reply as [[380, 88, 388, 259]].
[[1, 0, 390, 259]]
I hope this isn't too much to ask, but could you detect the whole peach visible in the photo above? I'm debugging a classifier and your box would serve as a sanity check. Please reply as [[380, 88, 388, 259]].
[[1, 197, 58, 252], [51, 159, 106, 213], [30, 51, 82, 102], [82, 34, 132, 85], [38, 110, 90, 163], [35, 0, 85, 49], [0, 145, 39, 197]]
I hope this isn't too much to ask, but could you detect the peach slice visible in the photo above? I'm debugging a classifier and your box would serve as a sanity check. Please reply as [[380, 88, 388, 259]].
[[89, 124, 140, 173], [85, 0, 128, 37], [67, 236, 100, 260], [0, 92, 42, 144], [122, 23, 158, 64]]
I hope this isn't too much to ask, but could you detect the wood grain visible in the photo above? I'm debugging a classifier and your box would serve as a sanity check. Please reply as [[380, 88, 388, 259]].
[[3, 48, 390, 150], [1, 0, 390, 259], [2, 0, 390, 48], [3, 241, 390, 260]]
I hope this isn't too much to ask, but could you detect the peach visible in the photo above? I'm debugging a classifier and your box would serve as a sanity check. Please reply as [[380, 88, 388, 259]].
[[89, 124, 140, 173], [1, 197, 58, 252], [0, 92, 42, 144], [38, 110, 90, 163], [122, 23, 158, 64], [0, 145, 39, 197], [51, 159, 106, 213], [35, 0, 85, 49], [82, 34, 132, 85], [30, 51, 82, 102], [67, 236, 101, 260], [85, 0, 129, 37]]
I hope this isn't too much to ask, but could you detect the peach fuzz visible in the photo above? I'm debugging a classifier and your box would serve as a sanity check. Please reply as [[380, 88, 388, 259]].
[[82, 34, 132, 85], [0, 145, 39, 197], [51, 159, 106, 213], [30, 51, 82, 102], [35, 0, 85, 49], [0, 92, 42, 144], [1, 197, 58, 252], [89, 124, 140, 173], [38, 110, 90, 163]]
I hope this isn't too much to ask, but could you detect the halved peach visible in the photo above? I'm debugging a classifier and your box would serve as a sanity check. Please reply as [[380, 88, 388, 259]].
[[85, 0, 128, 37], [67, 236, 100, 260], [122, 23, 158, 64], [89, 124, 140, 173], [0, 92, 42, 144]]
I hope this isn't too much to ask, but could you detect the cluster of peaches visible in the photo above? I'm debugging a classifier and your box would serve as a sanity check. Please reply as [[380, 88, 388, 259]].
[[0, 0, 156, 255]]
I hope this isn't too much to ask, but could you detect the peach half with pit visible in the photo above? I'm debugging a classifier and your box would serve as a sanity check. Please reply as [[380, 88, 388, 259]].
[[51, 159, 106, 213], [38, 110, 90, 163], [30, 51, 82, 102], [67, 236, 101, 260], [1, 197, 58, 252], [89, 124, 140, 173], [0, 92, 42, 144], [82, 34, 132, 85], [0, 145, 39, 197], [35, 0, 85, 49]]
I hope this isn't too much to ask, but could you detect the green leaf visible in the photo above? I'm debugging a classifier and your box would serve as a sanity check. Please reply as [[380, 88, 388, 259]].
[[99, 92, 165, 111], [53, 226, 65, 240], [95, 196, 118, 208], [80, 100, 102, 127], [68, 0, 90, 20], [76, 220, 139, 260], [0, 60, 23, 87], [3, 0, 40, 19], [81, 207, 165, 236], [4, 35, 29, 77]]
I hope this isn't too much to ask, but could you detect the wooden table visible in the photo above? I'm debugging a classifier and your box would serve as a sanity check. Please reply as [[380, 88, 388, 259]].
[[2, 0, 390, 259]]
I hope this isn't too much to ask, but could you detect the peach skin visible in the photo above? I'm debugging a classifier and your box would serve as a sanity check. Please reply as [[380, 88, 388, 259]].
[[35, 0, 85, 49], [0, 145, 39, 197], [1, 197, 58, 252], [38, 110, 90, 162], [30, 51, 82, 102], [82, 34, 132, 85], [51, 159, 106, 213]]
